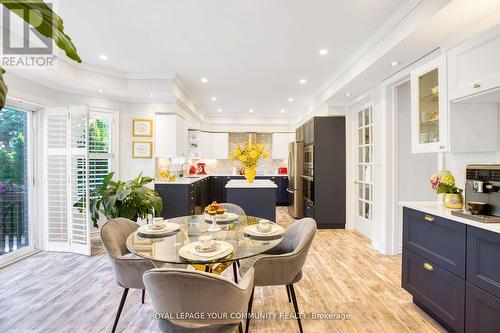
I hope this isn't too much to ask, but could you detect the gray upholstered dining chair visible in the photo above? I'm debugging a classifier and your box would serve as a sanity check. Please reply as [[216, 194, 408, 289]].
[[219, 203, 246, 216], [100, 218, 159, 333], [143, 267, 255, 333], [240, 217, 317, 333]]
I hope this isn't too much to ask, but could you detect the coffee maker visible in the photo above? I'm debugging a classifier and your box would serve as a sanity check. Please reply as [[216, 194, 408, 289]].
[[451, 164, 500, 222]]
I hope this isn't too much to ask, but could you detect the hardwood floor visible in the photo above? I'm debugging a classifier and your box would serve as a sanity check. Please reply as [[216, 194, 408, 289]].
[[0, 207, 444, 333]]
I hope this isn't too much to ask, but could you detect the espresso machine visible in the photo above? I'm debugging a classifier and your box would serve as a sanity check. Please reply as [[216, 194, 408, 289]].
[[451, 164, 500, 222]]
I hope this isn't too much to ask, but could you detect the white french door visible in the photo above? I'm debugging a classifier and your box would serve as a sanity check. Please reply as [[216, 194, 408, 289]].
[[355, 105, 373, 239], [45, 106, 91, 255]]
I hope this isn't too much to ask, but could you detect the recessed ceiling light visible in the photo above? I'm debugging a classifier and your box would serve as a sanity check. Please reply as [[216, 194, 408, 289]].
[[99, 54, 108, 61], [211, 97, 217, 101], [345, 92, 351, 96], [249, 109, 254, 113], [391, 61, 399, 67], [319, 49, 328, 56], [217, 108, 222, 113], [280, 109, 285, 113], [98, 89, 105, 93], [201, 78, 208, 83], [299, 79, 307, 85], [288, 97, 294, 102], [149, 93, 153, 97]]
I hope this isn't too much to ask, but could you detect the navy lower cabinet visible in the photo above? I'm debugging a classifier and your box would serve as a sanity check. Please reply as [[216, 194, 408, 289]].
[[402, 207, 500, 333], [402, 249, 465, 333], [466, 283, 500, 333]]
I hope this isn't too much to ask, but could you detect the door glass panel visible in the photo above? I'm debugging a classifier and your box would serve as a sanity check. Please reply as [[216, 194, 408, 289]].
[[357, 106, 374, 221], [0, 107, 31, 256], [418, 68, 439, 144]]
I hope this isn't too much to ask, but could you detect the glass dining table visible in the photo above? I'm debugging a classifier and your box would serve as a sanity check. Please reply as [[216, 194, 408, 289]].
[[126, 214, 285, 274]]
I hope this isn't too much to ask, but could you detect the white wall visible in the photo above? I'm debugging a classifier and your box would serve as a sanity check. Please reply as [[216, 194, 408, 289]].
[[397, 81, 437, 201]]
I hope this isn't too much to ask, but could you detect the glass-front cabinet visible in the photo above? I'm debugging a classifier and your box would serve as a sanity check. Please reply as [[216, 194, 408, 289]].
[[411, 55, 448, 153]]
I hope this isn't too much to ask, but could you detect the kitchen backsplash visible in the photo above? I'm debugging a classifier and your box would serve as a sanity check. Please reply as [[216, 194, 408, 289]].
[[155, 157, 287, 177]]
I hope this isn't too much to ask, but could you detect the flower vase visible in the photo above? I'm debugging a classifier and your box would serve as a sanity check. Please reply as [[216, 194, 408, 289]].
[[444, 193, 463, 209], [244, 166, 256, 183]]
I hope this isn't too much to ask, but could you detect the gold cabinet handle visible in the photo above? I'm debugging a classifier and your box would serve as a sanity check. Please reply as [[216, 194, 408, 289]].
[[424, 215, 434, 222], [423, 262, 434, 271], [473, 83, 481, 89]]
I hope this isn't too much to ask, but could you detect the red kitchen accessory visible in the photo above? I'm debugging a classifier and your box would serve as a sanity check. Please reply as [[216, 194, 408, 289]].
[[189, 165, 196, 175], [196, 163, 207, 175], [278, 167, 288, 174]]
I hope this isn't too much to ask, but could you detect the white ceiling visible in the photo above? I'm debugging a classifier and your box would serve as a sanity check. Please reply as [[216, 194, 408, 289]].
[[55, 0, 408, 116]]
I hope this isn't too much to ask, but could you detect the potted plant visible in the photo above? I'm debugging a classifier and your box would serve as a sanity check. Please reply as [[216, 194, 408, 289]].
[[85, 172, 163, 228], [430, 170, 464, 209], [229, 140, 269, 183]]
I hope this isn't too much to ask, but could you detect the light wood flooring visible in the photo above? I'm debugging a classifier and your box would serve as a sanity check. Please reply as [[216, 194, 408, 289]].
[[0, 207, 445, 333]]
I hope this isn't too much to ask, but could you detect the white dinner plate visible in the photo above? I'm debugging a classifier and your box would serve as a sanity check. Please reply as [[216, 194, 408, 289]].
[[204, 212, 239, 223], [243, 223, 284, 238], [137, 222, 181, 235], [179, 241, 234, 261]]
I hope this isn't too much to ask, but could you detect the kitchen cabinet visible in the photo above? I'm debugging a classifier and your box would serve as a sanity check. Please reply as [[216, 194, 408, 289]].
[[188, 130, 201, 159], [296, 126, 304, 142], [448, 24, 500, 101], [410, 55, 448, 153], [277, 176, 290, 205], [155, 114, 188, 158], [211, 133, 229, 159], [402, 207, 500, 333], [303, 119, 314, 145], [200, 131, 213, 158], [271, 133, 294, 159], [209, 176, 222, 203]]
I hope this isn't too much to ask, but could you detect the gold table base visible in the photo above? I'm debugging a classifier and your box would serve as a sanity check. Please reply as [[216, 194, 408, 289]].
[[191, 261, 233, 274]]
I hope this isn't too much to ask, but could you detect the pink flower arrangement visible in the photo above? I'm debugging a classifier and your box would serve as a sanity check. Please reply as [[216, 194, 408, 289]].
[[430, 170, 463, 194]]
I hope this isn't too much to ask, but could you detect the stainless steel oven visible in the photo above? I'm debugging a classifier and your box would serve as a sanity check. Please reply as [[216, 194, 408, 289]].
[[302, 175, 314, 204], [304, 145, 314, 169]]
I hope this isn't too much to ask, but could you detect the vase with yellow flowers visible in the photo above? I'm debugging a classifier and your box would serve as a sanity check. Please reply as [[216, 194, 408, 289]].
[[430, 170, 464, 209], [229, 141, 269, 183]]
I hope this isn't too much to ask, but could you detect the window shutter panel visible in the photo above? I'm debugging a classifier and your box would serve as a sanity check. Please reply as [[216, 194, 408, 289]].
[[69, 106, 91, 255], [45, 108, 71, 251]]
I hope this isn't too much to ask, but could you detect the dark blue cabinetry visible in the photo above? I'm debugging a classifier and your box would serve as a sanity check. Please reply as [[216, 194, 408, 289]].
[[402, 207, 500, 333]]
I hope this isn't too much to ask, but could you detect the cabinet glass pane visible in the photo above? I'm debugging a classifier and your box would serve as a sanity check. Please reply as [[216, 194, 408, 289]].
[[418, 68, 439, 144]]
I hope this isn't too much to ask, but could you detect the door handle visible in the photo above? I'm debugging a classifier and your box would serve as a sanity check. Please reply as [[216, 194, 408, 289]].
[[353, 180, 358, 185], [424, 215, 434, 222], [286, 188, 294, 194], [423, 262, 434, 271]]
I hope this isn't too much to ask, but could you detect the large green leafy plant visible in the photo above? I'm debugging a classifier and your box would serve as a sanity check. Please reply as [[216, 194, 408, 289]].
[[89, 172, 163, 228], [0, 0, 82, 108]]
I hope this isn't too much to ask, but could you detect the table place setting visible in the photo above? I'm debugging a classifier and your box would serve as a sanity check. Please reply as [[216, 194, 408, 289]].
[[178, 235, 234, 261], [243, 219, 285, 240], [137, 218, 181, 238]]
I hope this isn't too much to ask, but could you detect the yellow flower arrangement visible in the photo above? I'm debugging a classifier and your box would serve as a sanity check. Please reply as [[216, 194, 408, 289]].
[[229, 141, 269, 182]]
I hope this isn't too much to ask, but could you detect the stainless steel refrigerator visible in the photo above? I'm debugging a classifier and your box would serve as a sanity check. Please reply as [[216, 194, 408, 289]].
[[287, 141, 304, 218]]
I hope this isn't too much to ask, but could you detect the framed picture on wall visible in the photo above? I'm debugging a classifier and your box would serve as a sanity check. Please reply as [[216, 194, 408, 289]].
[[132, 118, 153, 137], [132, 141, 153, 158]]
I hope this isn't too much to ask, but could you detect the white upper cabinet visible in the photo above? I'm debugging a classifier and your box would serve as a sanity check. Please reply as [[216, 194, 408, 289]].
[[272, 133, 294, 159], [200, 131, 213, 158], [411, 55, 448, 153], [211, 133, 229, 159], [155, 114, 187, 158], [448, 24, 500, 101]]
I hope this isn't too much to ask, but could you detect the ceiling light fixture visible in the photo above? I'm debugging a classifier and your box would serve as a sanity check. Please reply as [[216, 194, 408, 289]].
[[98, 89, 105, 93], [280, 109, 285, 113], [249, 109, 254, 113], [288, 97, 294, 102], [217, 108, 223, 113], [299, 79, 307, 84], [211, 97, 217, 101], [391, 61, 399, 67], [99, 54, 108, 61], [201, 78, 208, 83], [319, 49, 328, 56], [345, 92, 351, 97], [149, 93, 153, 97]]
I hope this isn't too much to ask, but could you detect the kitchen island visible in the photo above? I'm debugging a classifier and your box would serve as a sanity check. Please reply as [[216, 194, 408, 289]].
[[226, 179, 277, 221]]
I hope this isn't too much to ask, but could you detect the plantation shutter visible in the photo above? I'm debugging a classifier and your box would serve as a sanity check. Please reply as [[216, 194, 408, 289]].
[[46, 107, 71, 251], [45, 106, 91, 255]]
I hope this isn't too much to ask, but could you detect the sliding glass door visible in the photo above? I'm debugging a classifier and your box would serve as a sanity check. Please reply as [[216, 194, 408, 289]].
[[0, 106, 34, 261]]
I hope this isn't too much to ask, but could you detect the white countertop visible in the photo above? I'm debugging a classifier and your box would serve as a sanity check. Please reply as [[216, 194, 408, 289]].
[[155, 174, 287, 185], [225, 179, 278, 189], [400, 201, 500, 234]]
